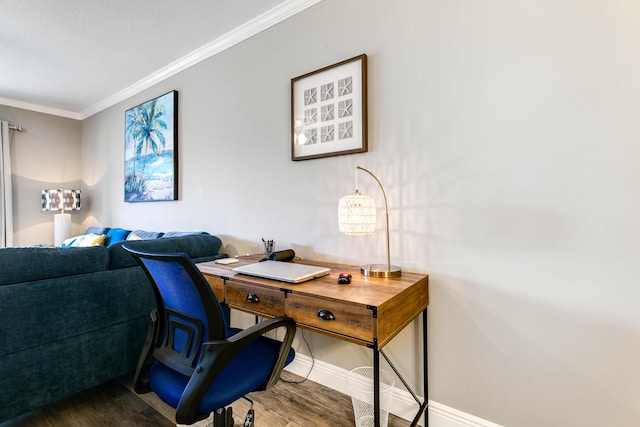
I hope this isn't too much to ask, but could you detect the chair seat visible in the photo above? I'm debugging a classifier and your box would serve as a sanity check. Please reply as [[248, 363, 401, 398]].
[[150, 328, 296, 417]]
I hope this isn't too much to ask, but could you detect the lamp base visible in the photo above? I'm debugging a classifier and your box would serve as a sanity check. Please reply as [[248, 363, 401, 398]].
[[361, 264, 402, 278], [54, 213, 71, 247]]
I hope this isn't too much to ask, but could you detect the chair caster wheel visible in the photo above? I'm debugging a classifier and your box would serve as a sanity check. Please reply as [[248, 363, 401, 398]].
[[244, 408, 255, 427]]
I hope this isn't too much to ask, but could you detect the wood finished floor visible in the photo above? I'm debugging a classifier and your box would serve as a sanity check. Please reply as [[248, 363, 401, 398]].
[[1, 372, 411, 427]]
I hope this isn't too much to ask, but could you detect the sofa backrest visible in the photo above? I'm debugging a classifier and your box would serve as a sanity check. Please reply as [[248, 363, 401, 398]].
[[0, 246, 110, 286], [83, 227, 210, 246], [107, 234, 223, 270]]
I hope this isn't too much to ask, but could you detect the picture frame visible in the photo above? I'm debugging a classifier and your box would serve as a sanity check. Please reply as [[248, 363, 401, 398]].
[[124, 90, 178, 202], [291, 54, 367, 161]]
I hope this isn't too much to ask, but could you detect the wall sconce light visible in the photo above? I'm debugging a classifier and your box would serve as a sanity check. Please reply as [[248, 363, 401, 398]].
[[42, 189, 81, 246], [338, 166, 401, 278]]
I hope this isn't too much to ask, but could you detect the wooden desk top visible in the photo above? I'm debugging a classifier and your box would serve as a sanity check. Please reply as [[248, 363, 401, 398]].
[[198, 256, 428, 348]]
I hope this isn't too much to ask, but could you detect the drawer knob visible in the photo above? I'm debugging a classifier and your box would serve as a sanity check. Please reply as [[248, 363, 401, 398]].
[[246, 293, 260, 303], [317, 310, 335, 321]]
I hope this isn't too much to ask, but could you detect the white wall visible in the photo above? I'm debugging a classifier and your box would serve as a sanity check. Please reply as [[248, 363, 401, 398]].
[[0, 105, 82, 246], [422, 2, 640, 425], [29, 0, 640, 426]]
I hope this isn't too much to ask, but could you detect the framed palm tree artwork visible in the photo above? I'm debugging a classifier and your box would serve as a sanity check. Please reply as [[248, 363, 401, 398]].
[[125, 90, 178, 202]]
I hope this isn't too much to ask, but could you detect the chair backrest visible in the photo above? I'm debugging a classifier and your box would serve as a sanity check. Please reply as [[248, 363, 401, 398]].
[[124, 246, 227, 376]]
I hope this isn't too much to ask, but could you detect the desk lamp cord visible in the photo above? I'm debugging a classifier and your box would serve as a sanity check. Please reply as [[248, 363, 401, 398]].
[[280, 329, 314, 384]]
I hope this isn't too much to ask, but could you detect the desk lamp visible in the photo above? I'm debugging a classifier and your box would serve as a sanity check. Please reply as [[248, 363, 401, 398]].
[[42, 189, 81, 246], [338, 166, 401, 278]]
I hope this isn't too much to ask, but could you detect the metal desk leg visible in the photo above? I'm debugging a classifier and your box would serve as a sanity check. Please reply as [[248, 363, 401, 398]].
[[423, 308, 428, 427], [383, 308, 427, 426], [373, 308, 428, 427], [374, 347, 381, 427]]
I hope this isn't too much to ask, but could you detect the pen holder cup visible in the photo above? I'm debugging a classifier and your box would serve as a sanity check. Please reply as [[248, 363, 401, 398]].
[[263, 241, 275, 255]]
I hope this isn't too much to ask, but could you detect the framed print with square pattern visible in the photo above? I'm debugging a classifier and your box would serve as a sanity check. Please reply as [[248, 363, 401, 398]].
[[291, 54, 367, 161]]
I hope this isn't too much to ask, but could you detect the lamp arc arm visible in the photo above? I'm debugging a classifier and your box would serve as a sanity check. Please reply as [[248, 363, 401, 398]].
[[356, 166, 389, 216], [356, 166, 392, 272]]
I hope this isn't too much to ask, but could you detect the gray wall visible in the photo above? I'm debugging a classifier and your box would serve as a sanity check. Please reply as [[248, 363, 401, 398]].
[[6, 0, 640, 426], [0, 105, 82, 246]]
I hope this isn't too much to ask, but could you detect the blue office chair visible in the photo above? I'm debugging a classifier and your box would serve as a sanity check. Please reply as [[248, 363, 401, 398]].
[[124, 246, 297, 426]]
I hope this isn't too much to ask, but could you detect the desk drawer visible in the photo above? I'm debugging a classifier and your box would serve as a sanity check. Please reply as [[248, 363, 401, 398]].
[[225, 280, 285, 317], [288, 294, 374, 343], [205, 276, 225, 302]]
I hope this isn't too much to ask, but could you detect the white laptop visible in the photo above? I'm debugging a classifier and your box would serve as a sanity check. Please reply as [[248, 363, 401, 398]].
[[232, 260, 330, 284]]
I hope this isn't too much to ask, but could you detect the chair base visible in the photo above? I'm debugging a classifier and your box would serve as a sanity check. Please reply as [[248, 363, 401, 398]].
[[206, 405, 254, 427], [213, 407, 233, 427], [205, 405, 254, 427]]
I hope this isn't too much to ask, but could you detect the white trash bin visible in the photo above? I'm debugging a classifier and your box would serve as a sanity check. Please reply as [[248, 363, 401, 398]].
[[347, 366, 395, 427]]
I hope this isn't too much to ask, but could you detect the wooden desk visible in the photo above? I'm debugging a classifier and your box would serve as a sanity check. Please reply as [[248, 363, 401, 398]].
[[198, 256, 429, 427]]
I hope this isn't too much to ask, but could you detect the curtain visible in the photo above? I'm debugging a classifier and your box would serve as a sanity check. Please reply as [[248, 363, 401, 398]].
[[0, 121, 13, 247]]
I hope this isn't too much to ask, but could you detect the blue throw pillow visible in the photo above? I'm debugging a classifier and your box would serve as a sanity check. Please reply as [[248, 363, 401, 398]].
[[105, 228, 131, 246]]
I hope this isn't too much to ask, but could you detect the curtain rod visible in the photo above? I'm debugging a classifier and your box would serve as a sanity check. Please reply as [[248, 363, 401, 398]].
[[8, 124, 23, 132]]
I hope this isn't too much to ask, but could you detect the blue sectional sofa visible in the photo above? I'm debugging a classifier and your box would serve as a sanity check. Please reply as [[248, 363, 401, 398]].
[[0, 228, 226, 422]]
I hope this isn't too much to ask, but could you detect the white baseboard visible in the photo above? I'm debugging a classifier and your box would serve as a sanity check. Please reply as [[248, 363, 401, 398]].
[[284, 355, 503, 427], [429, 402, 503, 427]]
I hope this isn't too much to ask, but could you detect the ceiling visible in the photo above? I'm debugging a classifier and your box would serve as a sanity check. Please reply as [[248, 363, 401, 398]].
[[0, 0, 319, 120]]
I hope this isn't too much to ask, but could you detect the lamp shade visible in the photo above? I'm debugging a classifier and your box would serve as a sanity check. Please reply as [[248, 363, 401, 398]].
[[41, 189, 81, 246], [338, 190, 376, 236], [42, 189, 81, 212]]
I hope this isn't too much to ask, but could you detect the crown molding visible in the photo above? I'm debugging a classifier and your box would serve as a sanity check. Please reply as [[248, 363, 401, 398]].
[[0, 96, 82, 121], [79, 0, 322, 120], [1, 0, 322, 121]]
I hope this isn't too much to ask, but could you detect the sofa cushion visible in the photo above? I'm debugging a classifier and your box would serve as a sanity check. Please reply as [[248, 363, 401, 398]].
[[0, 267, 155, 357], [127, 230, 164, 240], [85, 226, 110, 235], [0, 246, 110, 286], [162, 231, 209, 238], [108, 234, 222, 270]]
